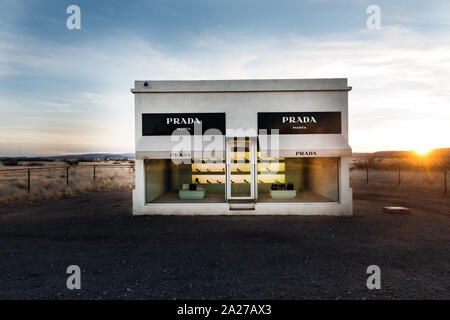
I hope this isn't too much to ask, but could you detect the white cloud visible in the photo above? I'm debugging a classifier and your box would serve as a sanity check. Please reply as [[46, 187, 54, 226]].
[[0, 25, 449, 155]]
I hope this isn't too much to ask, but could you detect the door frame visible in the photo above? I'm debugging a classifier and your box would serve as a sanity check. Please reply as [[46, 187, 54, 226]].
[[226, 137, 257, 200]]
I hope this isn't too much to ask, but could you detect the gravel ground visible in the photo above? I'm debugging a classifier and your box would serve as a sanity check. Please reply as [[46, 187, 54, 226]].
[[0, 185, 449, 300]]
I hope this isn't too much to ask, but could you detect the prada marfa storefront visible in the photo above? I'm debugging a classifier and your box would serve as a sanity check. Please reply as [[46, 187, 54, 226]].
[[131, 79, 352, 215]]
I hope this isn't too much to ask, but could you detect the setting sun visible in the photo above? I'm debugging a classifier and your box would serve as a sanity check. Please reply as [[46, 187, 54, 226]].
[[414, 146, 433, 155]]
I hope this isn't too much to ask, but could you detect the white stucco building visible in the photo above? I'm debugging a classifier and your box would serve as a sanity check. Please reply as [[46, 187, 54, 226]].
[[131, 79, 352, 215]]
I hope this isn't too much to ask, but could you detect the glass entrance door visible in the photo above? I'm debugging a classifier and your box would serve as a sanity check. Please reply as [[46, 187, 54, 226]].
[[226, 138, 256, 200]]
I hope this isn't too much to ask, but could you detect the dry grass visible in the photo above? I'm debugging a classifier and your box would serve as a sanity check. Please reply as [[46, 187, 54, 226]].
[[0, 157, 447, 203], [0, 160, 134, 203], [350, 168, 447, 192], [350, 156, 448, 193]]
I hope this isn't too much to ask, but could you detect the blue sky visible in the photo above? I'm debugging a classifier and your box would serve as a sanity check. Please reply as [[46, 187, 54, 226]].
[[1, 0, 449, 156]]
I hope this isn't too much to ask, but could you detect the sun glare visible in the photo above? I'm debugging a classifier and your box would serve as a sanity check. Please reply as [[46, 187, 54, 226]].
[[414, 146, 432, 155]]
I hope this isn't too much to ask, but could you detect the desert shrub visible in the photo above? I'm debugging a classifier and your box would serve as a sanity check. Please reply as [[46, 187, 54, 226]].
[[63, 159, 79, 166], [13, 181, 27, 190], [27, 162, 42, 167], [1, 159, 20, 166], [352, 163, 367, 170]]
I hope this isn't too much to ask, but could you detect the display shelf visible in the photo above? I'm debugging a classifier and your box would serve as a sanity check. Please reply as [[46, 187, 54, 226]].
[[192, 163, 225, 168], [191, 161, 225, 164], [258, 159, 285, 163], [191, 159, 225, 161], [257, 174, 285, 184], [257, 170, 285, 173], [191, 160, 286, 184], [192, 170, 286, 174], [257, 162, 285, 171], [192, 163, 225, 174], [229, 177, 252, 183], [257, 153, 285, 158], [192, 174, 225, 184], [193, 171, 271, 174], [192, 171, 225, 174]]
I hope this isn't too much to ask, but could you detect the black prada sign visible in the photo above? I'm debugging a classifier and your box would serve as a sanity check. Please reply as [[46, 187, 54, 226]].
[[258, 112, 341, 134], [142, 113, 226, 136]]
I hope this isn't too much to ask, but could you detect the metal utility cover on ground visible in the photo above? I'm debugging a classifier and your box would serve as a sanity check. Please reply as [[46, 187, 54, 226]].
[[383, 206, 411, 214]]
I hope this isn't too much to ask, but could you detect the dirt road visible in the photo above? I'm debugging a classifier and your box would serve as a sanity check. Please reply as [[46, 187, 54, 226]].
[[0, 185, 449, 299]]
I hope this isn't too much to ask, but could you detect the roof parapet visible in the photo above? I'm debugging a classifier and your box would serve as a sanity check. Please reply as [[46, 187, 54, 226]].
[[131, 78, 352, 93]]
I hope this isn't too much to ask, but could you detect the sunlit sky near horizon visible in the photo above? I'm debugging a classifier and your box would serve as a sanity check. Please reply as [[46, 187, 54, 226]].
[[1, 0, 449, 156]]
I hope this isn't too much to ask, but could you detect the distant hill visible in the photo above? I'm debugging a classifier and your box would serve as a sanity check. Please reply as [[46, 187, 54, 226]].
[[45, 153, 135, 159], [2, 148, 449, 160], [353, 148, 450, 158], [427, 148, 450, 158], [372, 150, 416, 157]]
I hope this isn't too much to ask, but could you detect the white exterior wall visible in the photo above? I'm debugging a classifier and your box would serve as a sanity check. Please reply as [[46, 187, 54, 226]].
[[135, 91, 349, 139], [132, 79, 352, 216]]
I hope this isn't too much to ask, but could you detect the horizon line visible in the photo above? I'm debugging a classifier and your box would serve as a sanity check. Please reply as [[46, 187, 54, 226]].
[[1, 148, 449, 158]]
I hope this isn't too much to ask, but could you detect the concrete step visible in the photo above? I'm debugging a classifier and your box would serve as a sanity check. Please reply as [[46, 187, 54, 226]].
[[228, 200, 255, 210]]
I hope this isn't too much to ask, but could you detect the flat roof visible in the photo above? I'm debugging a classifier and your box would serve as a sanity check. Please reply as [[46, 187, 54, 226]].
[[131, 78, 351, 93]]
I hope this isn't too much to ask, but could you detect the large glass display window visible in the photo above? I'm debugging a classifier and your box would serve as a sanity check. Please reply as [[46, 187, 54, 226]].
[[257, 157, 339, 202], [145, 158, 226, 203]]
